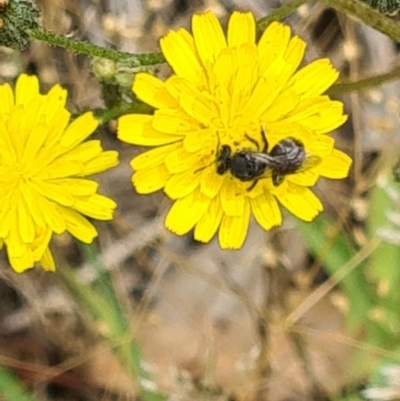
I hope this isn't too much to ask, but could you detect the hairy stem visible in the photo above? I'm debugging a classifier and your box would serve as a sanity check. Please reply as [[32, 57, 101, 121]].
[[28, 28, 165, 67]]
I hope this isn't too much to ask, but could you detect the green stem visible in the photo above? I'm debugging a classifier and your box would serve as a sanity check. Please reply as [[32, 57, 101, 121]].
[[329, 66, 400, 95], [0, 363, 41, 401], [28, 28, 165, 67], [95, 101, 153, 125], [257, 0, 309, 29], [318, 0, 400, 43]]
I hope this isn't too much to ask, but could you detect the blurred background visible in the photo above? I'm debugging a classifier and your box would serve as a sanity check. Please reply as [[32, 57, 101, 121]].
[[1, 0, 400, 400]]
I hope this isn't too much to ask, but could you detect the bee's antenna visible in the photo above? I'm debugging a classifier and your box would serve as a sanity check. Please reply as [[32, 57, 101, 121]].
[[260, 125, 268, 152]]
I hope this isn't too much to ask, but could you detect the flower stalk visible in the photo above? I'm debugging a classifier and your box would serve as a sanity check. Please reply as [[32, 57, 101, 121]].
[[28, 28, 165, 67]]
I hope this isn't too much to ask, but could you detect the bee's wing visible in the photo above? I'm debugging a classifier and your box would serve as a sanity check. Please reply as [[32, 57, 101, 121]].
[[296, 154, 322, 173]]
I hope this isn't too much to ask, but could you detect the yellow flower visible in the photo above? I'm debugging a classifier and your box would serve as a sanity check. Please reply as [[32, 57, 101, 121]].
[[118, 11, 352, 249], [0, 74, 119, 272]]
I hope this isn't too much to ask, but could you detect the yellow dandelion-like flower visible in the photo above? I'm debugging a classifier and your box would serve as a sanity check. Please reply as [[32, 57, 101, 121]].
[[0, 74, 119, 272], [118, 11, 352, 249]]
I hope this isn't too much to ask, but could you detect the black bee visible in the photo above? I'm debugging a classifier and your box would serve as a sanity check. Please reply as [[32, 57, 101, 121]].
[[217, 128, 321, 189]]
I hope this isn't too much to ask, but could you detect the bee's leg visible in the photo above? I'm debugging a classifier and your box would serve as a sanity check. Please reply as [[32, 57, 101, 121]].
[[260, 125, 269, 152], [272, 172, 284, 186], [244, 133, 260, 150], [246, 179, 259, 191]]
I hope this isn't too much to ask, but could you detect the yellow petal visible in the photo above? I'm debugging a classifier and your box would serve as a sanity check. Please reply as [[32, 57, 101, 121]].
[[228, 11, 255, 47], [63, 207, 98, 243], [280, 97, 345, 131], [242, 59, 293, 119], [17, 197, 35, 243], [61, 111, 98, 149], [164, 169, 201, 199], [318, 149, 352, 179], [33, 180, 75, 207], [299, 102, 347, 134], [118, 114, 180, 146], [41, 200, 67, 234], [260, 89, 299, 123], [275, 183, 323, 221], [194, 196, 223, 242], [289, 168, 320, 186], [220, 178, 246, 216], [46, 84, 68, 111], [179, 91, 218, 126], [287, 59, 339, 97], [0, 83, 15, 116], [40, 247, 56, 271], [20, 184, 46, 227], [165, 190, 209, 235], [160, 28, 205, 85], [81, 150, 119, 176], [164, 145, 202, 174], [15, 74, 39, 106], [133, 164, 170, 194], [182, 128, 217, 152], [219, 200, 250, 249], [283, 36, 306, 78], [7, 246, 35, 273], [132, 143, 181, 170], [258, 22, 291, 72], [153, 109, 198, 135], [117, 114, 170, 146], [74, 194, 117, 220], [21, 123, 49, 164], [199, 167, 224, 198], [133, 73, 177, 109], [192, 11, 226, 64], [251, 192, 282, 230]]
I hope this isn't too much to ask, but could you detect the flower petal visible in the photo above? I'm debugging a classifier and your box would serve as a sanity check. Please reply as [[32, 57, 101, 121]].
[[258, 22, 291, 72], [194, 195, 223, 242], [160, 28, 205, 85], [133, 73, 177, 109], [118, 114, 180, 146], [283, 36, 306, 78], [132, 143, 181, 170], [192, 11, 226, 64], [61, 112, 99, 149], [165, 190, 210, 235], [219, 200, 250, 249], [220, 178, 246, 216], [251, 192, 282, 230], [133, 164, 170, 194], [0, 83, 14, 116], [63, 207, 98, 243], [199, 167, 224, 198], [228, 11, 255, 47], [164, 169, 201, 199], [318, 149, 352, 179], [275, 183, 323, 221], [15, 74, 39, 106], [287, 59, 339, 97]]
